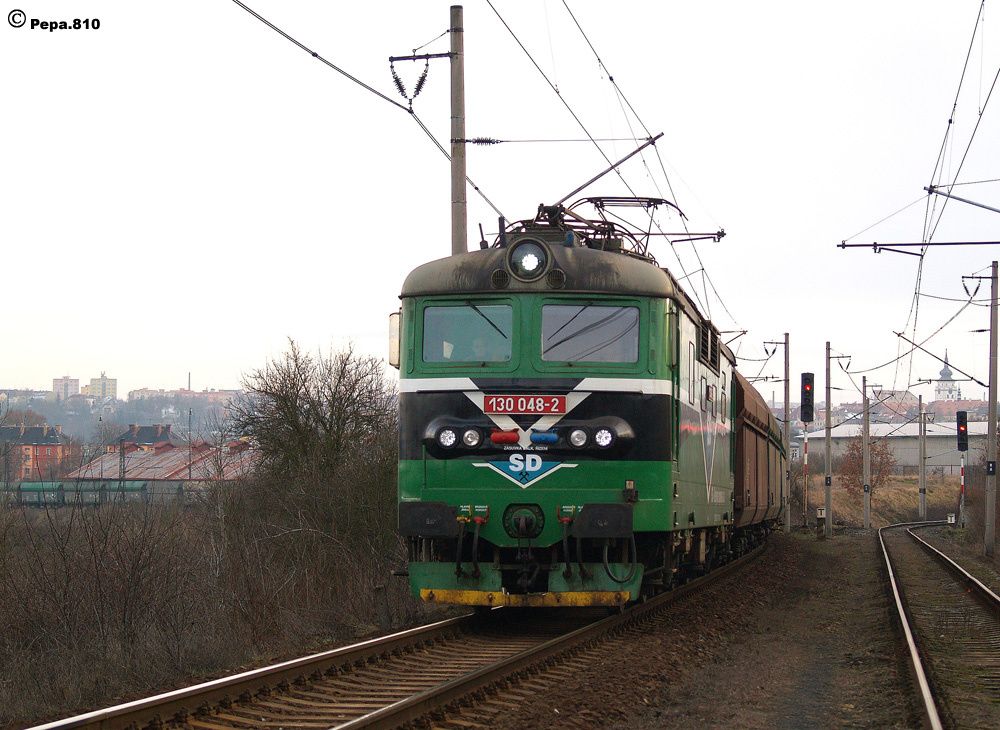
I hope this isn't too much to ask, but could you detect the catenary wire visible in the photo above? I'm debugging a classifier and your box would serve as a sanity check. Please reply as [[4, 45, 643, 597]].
[[904, 1, 987, 395], [922, 0, 985, 243], [409, 114, 507, 218], [945, 176, 1000, 186], [485, 0, 711, 314], [562, 1, 737, 325], [484, 0, 635, 191], [926, 58, 1000, 243], [848, 292, 978, 375], [909, 36, 998, 381], [841, 195, 927, 243], [228, 0, 507, 221], [559, 0, 736, 324]]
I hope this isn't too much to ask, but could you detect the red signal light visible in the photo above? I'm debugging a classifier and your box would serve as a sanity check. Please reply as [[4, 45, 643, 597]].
[[957, 410, 969, 451], [804, 384, 812, 391]]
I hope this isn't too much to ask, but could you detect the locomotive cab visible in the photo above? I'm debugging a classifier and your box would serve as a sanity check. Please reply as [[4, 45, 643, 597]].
[[396, 201, 783, 607]]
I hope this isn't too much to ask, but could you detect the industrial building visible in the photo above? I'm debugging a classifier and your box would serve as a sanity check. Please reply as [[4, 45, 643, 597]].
[[795, 421, 988, 474]]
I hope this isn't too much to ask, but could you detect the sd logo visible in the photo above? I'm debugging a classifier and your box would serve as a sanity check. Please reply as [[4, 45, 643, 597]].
[[473, 454, 577, 489], [509, 453, 543, 472]]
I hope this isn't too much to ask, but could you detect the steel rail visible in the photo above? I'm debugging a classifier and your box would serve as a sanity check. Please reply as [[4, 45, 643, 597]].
[[335, 543, 767, 730], [906, 524, 1000, 606], [878, 521, 946, 730], [31, 540, 767, 730], [26, 613, 477, 730]]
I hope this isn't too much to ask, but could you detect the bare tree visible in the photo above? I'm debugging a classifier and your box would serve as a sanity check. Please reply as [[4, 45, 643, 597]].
[[0, 342, 419, 728], [230, 340, 396, 477], [838, 436, 896, 501]]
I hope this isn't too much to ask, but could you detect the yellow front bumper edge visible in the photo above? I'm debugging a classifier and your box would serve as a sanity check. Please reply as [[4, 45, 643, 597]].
[[419, 588, 631, 607]]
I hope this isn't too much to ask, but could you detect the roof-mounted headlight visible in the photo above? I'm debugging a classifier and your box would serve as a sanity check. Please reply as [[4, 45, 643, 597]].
[[508, 239, 548, 281]]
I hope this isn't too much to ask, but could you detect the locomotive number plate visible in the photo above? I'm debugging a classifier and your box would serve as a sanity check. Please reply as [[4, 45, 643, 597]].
[[484, 395, 566, 415]]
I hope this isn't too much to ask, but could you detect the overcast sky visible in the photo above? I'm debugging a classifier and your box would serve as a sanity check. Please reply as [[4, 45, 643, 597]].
[[3, 1, 998, 404]]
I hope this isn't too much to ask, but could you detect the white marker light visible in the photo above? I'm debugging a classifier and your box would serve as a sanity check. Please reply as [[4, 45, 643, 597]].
[[569, 429, 588, 447], [462, 428, 482, 447], [438, 428, 457, 448], [595, 428, 614, 448]]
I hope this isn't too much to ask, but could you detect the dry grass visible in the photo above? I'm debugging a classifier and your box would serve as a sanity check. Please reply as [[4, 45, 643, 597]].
[[795, 473, 961, 528], [0, 491, 424, 729], [0, 344, 427, 729]]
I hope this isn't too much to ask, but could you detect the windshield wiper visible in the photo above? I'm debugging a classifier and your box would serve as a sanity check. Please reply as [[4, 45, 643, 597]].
[[548, 304, 589, 340], [467, 302, 509, 339], [543, 308, 631, 355]]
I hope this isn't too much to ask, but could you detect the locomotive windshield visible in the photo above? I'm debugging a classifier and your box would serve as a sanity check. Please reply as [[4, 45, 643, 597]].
[[541, 305, 639, 362], [422, 304, 512, 362]]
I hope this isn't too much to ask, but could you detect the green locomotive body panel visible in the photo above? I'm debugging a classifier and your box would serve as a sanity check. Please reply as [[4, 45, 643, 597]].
[[396, 225, 778, 606]]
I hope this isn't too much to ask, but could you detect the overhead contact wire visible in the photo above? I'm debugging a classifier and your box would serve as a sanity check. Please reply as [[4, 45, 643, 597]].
[[904, 2, 986, 394], [229, 0, 507, 221], [562, 0, 737, 326], [848, 292, 978, 375], [486, 0, 714, 316]]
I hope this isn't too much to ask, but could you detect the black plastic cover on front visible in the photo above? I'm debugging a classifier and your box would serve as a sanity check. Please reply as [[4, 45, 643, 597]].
[[571, 503, 634, 538], [398, 501, 458, 538]]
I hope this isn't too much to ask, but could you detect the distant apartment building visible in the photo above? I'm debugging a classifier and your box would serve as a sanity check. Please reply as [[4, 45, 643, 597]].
[[128, 388, 167, 400], [0, 424, 74, 481], [128, 387, 241, 405], [52, 376, 79, 402], [88, 372, 117, 400], [0, 389, 50, 407]]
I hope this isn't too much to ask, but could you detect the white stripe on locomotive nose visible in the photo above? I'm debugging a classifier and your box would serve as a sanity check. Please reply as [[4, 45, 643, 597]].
[[399, 377, 478, 393], [400, 376, 672, 395], [575, 377, 673, 395]]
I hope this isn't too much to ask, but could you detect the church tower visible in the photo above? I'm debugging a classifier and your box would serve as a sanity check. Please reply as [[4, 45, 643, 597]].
[[934, 350, 962, 401]]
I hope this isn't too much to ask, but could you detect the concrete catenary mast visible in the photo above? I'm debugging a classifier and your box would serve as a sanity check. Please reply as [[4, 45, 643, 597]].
[[450, 5, 467, 255]]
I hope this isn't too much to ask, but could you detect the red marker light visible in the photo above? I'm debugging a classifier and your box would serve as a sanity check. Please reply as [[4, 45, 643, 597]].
[[490, 429, 520, 445]]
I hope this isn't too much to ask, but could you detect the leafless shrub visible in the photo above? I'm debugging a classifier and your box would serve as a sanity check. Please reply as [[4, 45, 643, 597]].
[[837, 436, 896, 502], [0, 499, 226, 725], [0, 342, 420, 726]]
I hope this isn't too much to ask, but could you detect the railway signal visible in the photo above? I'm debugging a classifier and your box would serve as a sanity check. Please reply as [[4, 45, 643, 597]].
[[957, 410, 969, 452], [801, 372, 815, 423]]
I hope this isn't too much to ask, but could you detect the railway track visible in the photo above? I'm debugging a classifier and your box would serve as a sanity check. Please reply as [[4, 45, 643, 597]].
[[880, 522, 1000, 730], [32, 545, 765, 730]]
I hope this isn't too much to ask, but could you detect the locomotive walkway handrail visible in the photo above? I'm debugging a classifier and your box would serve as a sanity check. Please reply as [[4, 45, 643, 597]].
[[878, 521, 946, 730], [335, 543, 768, 729]]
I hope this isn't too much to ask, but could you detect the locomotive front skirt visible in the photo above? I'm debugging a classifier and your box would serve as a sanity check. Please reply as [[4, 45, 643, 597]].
[[394, 214, 785, 607]]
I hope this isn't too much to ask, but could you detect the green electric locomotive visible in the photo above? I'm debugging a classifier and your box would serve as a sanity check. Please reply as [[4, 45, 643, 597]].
[[393, 198, 785, 608]]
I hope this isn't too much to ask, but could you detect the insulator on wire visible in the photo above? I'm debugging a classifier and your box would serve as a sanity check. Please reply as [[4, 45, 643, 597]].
[[467, 137, 501, 145], [413, 61, 429, 97], [390, 65, 407, 99]]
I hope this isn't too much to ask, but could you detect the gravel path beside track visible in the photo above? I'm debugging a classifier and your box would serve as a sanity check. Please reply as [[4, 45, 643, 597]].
[[479, 531, 919, 729]]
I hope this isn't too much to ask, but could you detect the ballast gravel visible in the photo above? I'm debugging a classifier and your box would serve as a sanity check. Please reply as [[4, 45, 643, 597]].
[[475, 531, 920, 730]]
